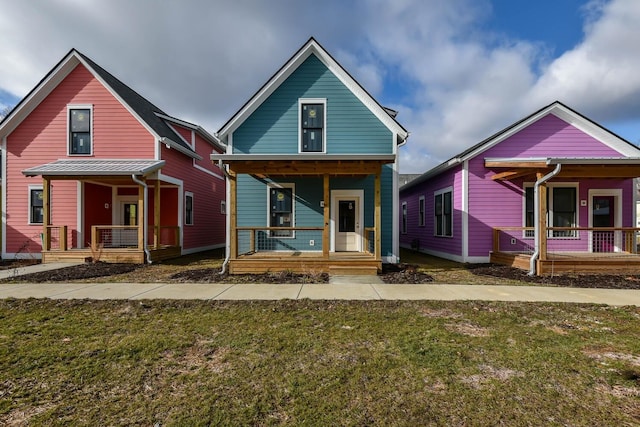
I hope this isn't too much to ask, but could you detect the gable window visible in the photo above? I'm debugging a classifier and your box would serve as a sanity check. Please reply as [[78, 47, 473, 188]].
[[185, 192, 194, 225], [434, 188, 452, 237], [300, 100, 325, 153], [269, 184, 294, 237], [524, 184, 577, 238], [69, 107, 92, 155], [29, 186, 44, 224], [418, 196, 425, 227], [401, 202, 407, 234]]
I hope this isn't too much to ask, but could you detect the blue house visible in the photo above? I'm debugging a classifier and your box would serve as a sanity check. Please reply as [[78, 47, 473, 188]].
[[212, 38, 409, 274]]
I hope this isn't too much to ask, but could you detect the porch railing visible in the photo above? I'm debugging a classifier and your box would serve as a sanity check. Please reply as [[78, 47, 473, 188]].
[[42, 225, 68, 251], [93, 225, 140, 249], [235, 227, 324, 256], [42, 225, 180, 252], [493, 226, 640, 255]]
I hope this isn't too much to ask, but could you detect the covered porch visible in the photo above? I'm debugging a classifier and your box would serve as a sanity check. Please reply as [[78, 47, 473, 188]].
[[214, 154, 392, 275], [23, 159, 182, 264], [487, 157, 640, 275]]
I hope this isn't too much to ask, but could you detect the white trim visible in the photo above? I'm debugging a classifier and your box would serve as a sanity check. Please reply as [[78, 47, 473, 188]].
[[5, 252, 43, 260], [193, 163, 225, 180], [418, 195, 425, 227], [588, 188, 623, 252], [400, 243, 490, 264], [267, 182, 295, 238], [434, 186, 453, 238], [114, 195, 138, 225], [27, 185, 44, 225], [218, 39, 408, 142], [67, 105, 93, 156], [181, 242, 225, 255], [523, 182, 580, 239], [330, 189, 364, 252], [462, 160, 469, 261], [185, 191, 194, 226], [1, 136, 7, 259], [298, 98, 327, 154], [157, 172, 182, 187], [221, 199, 227, 215], [391, 160, 400, 263]]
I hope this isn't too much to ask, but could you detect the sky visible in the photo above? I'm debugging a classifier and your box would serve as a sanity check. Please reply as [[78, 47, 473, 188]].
[[1, 0, 640, 174]]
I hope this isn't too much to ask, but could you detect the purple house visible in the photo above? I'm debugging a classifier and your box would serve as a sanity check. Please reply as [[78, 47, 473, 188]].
[[400, 101, 640, 275]]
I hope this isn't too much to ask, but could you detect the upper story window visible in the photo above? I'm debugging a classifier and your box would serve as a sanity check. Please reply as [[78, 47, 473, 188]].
[[300, 99, 326, 153], [69, 107, 92, 155]]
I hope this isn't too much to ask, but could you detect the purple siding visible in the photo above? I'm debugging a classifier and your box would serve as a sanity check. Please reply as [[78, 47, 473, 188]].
[[401, 111, 637, 262]]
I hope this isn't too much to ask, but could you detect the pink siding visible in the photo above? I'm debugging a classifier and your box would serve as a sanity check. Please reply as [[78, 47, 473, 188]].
[[160, 143, 226, 251], [5, 64, 155, 255]]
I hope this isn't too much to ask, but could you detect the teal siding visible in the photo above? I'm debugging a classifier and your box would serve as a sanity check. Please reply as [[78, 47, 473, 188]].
[[233, 54, 392, 154]]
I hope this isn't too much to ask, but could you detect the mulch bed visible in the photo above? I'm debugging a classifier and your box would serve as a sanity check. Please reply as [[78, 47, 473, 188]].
[[3, 261, 640, 289]]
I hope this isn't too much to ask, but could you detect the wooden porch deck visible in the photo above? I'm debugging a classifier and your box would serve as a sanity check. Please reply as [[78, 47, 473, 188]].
[[42, 246, 181, 264], [490, 251, 640, 275], [230, 251, 381, 275]]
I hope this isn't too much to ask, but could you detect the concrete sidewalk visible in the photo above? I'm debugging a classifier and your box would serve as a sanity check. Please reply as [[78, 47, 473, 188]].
[[1, 281, 639, 306]]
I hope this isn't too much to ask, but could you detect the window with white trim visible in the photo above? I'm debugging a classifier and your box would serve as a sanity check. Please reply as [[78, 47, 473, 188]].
[[401, 202, 407, 234], [68, 107, 92, 155], [418, 196, 425, 227], [524, 184, 578, 238], [300, 99, 326, 153], [268, 184, 294, 237], [29, 186, 44, 224], [185, 192, 194, 225], [434, 188, 452, 237]]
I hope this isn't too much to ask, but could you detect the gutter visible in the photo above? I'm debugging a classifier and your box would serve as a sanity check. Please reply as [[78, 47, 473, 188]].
[[131, 174, 152, 264], [218, 159, 231, 274], [528, 163, 562, 276]]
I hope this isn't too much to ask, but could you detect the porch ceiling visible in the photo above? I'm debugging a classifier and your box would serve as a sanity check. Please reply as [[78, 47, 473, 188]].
[[486, 157, 640, 181]]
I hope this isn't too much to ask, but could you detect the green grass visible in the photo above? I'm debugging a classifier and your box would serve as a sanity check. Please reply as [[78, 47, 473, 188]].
[[1, 299, 639, 425]]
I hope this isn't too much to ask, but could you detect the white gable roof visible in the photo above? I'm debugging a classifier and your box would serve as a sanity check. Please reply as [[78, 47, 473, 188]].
[[217, 38, 408, 144]]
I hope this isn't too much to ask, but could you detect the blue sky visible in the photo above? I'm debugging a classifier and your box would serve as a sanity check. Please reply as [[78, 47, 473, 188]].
[[1, 0, 640, 173]]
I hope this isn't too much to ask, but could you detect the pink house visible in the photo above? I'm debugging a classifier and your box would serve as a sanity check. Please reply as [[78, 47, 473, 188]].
[[0, 49, 226, 263], [400, 101, 640, 275]]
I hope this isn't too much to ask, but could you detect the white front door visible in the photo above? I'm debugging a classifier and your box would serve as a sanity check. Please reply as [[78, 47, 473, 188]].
[[114, 196, 138, 247], [332, 190, 363, 252]]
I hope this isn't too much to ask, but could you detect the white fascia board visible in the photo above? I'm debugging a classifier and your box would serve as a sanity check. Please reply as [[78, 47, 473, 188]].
[[0, 54, 80, 138], [156, 112, 225, 152], [161, 137, 203, 160], [210, 153, 395, 162]]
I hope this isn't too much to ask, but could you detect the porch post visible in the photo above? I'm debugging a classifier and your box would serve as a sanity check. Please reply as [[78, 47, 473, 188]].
[[229, 170, 238, 260], [138, 181, 145, 250], [537, 172, 548, 263], [154, 180, 161, 248], [42, 177, 51, 251], [374, 167, 381, 260], [323, 174, 330, 259]]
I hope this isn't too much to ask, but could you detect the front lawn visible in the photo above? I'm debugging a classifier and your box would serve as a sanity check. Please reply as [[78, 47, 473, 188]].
[[1, 299, 638, 425]]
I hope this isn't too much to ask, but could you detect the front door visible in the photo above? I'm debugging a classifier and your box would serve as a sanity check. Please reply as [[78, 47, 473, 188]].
[[592, 195, 615, 253], [113, 198, 139, 248]]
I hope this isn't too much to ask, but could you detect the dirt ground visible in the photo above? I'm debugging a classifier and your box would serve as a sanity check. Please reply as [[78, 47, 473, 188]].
[[4, 260, 640, 288]]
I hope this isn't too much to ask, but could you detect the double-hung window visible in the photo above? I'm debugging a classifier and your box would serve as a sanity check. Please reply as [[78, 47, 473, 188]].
[[434, 188, 452, 237], [29, 187, 44, 224], [69, 107, 92, 155], [185, 192, 194, 225], [300, 100, 325, 153], [269, 184, 294, 237], [418, 196, 425, 227], [524, 184, 577, 238]]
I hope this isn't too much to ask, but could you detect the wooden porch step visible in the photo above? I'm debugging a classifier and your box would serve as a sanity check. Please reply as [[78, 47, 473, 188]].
[[329, 265, 379, 276]]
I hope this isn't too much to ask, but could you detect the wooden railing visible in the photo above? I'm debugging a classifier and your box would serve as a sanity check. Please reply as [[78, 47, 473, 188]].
[[364, 227, 375, 254], [235, 226, 324, 256], [42, 225, 68, 251], [493, 226, 640, 254], [42, 225, 181, 252]]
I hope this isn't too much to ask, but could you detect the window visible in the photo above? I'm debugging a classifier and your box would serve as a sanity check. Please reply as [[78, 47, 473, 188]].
[[69, 107, 92, 155], [269, 184, 294, 237], [434, 188, 452, 237], [418, 196, 425, 227], [401, 202, 407, 234], [524, 184, 577, 238], [29, 187, 44, 224], [220, 200, 226, 215], [300, 100, 325, 153], [185, 192, 194, 225]]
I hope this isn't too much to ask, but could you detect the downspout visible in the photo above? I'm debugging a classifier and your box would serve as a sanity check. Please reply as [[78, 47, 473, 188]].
[[528, 163, 562, 276], [218, 159, 231, 274], [131, 174, 152, 264]]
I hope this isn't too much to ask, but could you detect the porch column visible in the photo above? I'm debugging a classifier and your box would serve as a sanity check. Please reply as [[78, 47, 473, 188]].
[[42, 177, 51, 251], [323, 174, 330, 259], [374, 167, 381, 260], [154, 181, 161, 248], [138, 181, 145, 249], [229, 170, 238, 260], [537, 172, 548, 263]]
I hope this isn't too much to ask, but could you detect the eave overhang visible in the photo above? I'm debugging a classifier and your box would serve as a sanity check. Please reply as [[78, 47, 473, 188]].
[[486, 157, 640, 180]]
